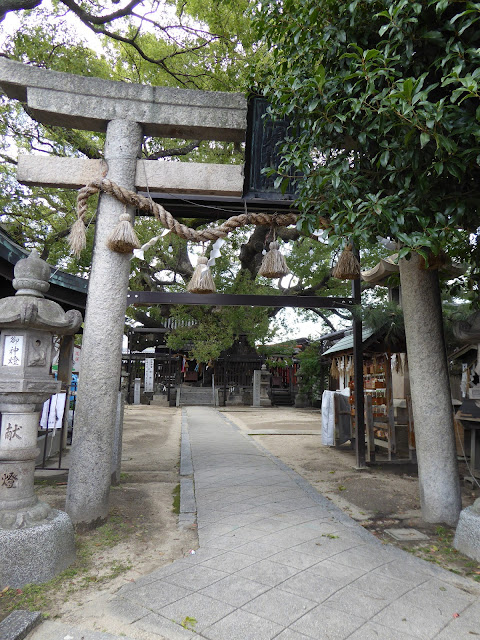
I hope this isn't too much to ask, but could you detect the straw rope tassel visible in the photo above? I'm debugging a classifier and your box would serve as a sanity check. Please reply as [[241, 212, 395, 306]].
[[187, 256, 216, 294], [73, 178, 302, 246], [106, 211, 141, 254], [68, 218, 87, 258], [258, 241, 289, 279], [332, 243, 360, 280]]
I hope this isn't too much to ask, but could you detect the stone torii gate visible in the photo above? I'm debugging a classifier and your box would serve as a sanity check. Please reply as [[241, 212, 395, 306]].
[[0, 58, 247, 529]]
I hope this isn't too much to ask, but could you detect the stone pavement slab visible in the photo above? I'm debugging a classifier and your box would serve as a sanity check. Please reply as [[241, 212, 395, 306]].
[[112, 407, 480, 640], [28, 406, 480, 640]]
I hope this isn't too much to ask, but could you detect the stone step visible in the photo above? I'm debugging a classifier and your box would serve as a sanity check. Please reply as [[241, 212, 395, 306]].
[[150, 394, 169, 406], [271, 389, 295, 406], [178, 387, 214, 406]]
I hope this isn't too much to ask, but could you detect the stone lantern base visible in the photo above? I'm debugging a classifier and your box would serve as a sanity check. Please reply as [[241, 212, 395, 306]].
[[453, 503, 480, 563], [0, 510, 75, 588]]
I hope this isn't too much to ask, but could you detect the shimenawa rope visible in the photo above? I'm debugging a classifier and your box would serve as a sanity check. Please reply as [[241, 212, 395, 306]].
[[70, 178, 299, 256]]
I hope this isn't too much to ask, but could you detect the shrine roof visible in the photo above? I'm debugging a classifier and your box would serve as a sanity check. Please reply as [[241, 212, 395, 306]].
[[322, 327, 375, 355]]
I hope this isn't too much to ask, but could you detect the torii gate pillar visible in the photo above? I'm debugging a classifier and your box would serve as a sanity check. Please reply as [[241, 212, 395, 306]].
[[66, 120, 142, 528]]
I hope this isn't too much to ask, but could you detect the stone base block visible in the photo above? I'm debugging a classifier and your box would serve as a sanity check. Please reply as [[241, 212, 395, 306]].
[[453, 506, 480, 562], [226, 393, 244, 406], [295, 393, 310, 408], [0, 510, 75, 588]]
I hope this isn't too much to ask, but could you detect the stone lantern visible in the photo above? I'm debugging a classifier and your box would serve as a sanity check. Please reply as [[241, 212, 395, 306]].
[[294, 365, 310, 408], [0, 250, 82, 588], [452, 311, 480, 562]]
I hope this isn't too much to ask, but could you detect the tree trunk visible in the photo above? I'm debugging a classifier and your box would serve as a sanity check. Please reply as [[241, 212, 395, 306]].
[[399, 252, 461, 526]]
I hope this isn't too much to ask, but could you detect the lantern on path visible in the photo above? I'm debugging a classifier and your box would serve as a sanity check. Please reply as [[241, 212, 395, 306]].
[[0, 250, 82, 588]]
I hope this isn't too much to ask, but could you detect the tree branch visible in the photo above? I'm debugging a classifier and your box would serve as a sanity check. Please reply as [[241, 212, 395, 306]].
[[239, 226, 269, 277], [81, 25, 218, 87], [144, 140, 201, 160], [0, 152, 17, 165], [0, 0, 41, 22], [304, 308, 336, 331], [59, 0, 143, 26], [292, 274, 332, 296]]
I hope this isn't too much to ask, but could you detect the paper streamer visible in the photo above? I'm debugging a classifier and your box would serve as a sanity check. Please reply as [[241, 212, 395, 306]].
[[132, 228, 170, 260], [207, 237, 226, 267]]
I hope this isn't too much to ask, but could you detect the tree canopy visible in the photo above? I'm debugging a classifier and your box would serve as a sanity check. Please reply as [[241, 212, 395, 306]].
[[0, 0, 384, 360], [254, 0, 480, 301]]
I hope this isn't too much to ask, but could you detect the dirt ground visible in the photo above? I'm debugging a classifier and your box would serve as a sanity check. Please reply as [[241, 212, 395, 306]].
[[2, 403, 479, 631]]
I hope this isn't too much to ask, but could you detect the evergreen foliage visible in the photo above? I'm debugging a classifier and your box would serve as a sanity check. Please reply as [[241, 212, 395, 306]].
[[254, 0, 480, 301]]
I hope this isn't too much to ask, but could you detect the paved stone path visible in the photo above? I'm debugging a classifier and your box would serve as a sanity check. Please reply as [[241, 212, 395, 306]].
[[30, 406, 480, 640]]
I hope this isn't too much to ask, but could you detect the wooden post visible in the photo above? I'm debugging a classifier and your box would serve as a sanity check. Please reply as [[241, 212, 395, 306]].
[[384, 353, 396, 460], [365, 393, 375, 463], [406, 394, 416, 463], [57, 335, 75, 454]]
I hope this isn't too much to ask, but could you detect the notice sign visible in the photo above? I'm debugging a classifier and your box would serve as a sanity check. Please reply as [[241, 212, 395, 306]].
[[144, 358, 154, 393], [2, 335, 24, 366]]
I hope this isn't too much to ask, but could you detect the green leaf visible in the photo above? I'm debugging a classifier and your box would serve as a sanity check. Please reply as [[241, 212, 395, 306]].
[[379, 24, 390, 37], [397, 247, 410, 260], [315, 64, 326, 90], [380, 150, 390, 167], [420, 132, 430, 148], [364, 49, 380, 61], [403, 78, 414, 101]]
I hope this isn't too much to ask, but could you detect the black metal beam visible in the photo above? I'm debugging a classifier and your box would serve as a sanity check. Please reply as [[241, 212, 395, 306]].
[[143, 193, 298, 219], [127, 291, 355, 310]]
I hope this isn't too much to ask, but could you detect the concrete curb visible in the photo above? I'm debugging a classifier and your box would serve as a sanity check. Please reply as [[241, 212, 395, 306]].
[[178, 409, 196, 529], [0, 610, 42, 640]]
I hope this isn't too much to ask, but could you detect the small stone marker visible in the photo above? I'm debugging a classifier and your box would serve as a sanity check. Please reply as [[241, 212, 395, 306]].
[[252, 365, 271, 407], [454, 498, 480, 562], [385, 528, 429, 541]]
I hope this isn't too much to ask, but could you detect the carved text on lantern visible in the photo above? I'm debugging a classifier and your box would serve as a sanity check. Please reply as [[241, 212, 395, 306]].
[[5, 423, 22, 441], [1, 472, 18, 488]]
